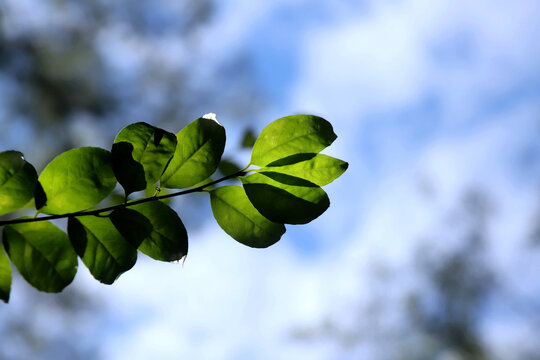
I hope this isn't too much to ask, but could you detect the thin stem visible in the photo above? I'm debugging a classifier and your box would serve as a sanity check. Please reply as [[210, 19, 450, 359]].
[[0, 170, 248, 226]]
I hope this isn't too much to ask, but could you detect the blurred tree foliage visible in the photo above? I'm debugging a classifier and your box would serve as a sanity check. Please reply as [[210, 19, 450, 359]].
[[293, 188, 540, 360], [407, 190, 495, 360], [0, 0, 262, 358], [0, 273, 103, 360], [0, 0, 261, 159]]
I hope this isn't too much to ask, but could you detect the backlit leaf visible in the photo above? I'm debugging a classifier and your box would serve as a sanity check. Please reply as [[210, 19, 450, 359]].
[[210, 186, 285, 248], [112, 122, 177, 196], [0, 245, 11, 303], [241, 172, 330, 224], [161, 116, 225, 189], [39, 147, 117, 214], [250, 115, 336, 166], [0, 151, 38, 215], [68, 216, 137, 284], [3, 221, 77, 293], [262, 153, 348, 186], [123, 201, 188, 262]]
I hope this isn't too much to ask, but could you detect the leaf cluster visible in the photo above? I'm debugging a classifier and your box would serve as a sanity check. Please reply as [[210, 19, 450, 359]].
[[0, 114, 347, 303]]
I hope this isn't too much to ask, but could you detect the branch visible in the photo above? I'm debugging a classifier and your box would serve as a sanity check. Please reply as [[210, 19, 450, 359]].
[[0, 170, 248, 226]]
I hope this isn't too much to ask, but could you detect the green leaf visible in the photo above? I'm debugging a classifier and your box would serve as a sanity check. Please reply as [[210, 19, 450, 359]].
[[210, 186, 285, 248], [68, 216, 137, 284], [0, 151, 38, 215], [112, 122, 177, 196], [160, 116, 226, 189], [39, 147, 117, 214], [241, 172, 330, 224], [0, 245, 11, 303], [110, 208, 153, 248], [122, 201, 188, 262], [261, 153, 348, 186], [143, 186, 173, 205], [3, 221, 77, 293], [250, 115, 337, 166]]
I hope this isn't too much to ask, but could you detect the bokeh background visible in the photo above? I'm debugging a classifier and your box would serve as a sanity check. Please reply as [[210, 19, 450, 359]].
[[1, 0, 540, 359]]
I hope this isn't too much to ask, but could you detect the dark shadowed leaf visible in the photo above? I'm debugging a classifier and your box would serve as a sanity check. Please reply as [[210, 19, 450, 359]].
[[0, 245, 11, 303], [125, 201, 188, 262], [110, 208, 153, 248], [112, 122, 177, 196], [34, 181, 47, 211], [3, 221, 77, 293], [39, 147, 117, 214], [0, 151, 38, 215], [250, 115, 337, 166], [262, 153, 348, 186], [161, 116, 225, 189], [210, 186, 286, 248], [241, 172, 330, 224], [68, 216, 137, 284]]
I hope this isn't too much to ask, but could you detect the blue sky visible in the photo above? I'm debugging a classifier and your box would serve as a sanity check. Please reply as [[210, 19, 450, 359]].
[[2, 0, 540, 359]]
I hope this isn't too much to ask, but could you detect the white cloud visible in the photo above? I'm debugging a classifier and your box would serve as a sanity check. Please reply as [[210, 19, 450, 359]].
[[291, 7, 426, 115], [290, 0, 540, 123]]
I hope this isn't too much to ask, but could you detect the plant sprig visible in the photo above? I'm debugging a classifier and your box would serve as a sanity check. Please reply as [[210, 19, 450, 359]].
[[0, 114, 348, 303]]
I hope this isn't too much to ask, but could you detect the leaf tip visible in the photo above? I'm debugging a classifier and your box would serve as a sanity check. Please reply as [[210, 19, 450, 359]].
[[1, 296, 9, 304], [202, 113, 221, 126], [171, 254, 187, 266]]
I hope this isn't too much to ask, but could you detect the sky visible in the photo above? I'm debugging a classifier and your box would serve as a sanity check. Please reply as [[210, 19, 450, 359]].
[[2, 0, 540, 359]]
